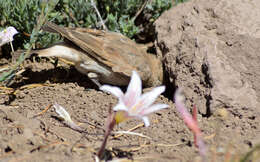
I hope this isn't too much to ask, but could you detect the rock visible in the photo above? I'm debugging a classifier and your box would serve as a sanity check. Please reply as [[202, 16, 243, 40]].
[[155, 0, 260, 116]]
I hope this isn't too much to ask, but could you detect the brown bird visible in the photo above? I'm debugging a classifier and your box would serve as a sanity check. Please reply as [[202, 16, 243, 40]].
[[34, 22, 163, 87]]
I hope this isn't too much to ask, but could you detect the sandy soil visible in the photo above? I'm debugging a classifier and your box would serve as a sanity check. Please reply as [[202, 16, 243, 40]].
[[0, 57, 258, 162]]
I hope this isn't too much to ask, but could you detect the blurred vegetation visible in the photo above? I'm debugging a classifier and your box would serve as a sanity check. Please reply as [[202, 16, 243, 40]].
[[174, 0, 189, 5], [0, 0, 59, 82], [0, 0, 172, 54]]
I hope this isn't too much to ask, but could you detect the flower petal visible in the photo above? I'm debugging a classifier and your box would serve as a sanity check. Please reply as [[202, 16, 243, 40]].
[[100, 85, 124, 99], [0, 27, 18, 46], [136, 86, 165, 112], [113, 102, 128, 111], [141, 104, 169, 116], [6, 27, 18, 36], [124, 71, 142, 107], [142, 116, 150, 127]]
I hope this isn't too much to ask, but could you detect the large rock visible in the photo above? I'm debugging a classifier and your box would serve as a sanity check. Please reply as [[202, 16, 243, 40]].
[[155, 0, 260, 116]]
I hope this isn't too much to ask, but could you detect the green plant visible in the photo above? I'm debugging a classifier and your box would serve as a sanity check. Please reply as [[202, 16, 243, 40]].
[[0, 0, 61, 50], [0, 0, 59, 82]]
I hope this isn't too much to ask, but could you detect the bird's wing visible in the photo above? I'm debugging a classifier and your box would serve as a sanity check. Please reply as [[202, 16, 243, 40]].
[[42, 22, 146, 77]]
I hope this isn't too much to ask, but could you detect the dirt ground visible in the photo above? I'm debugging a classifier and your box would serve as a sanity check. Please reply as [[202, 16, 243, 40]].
[[1, 64, 259, 162], [1, 64, 255, 162], [1, 1, 260, 162]]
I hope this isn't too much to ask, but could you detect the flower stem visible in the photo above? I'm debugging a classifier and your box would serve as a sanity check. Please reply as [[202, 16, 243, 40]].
[[97, 111, 116, 159]]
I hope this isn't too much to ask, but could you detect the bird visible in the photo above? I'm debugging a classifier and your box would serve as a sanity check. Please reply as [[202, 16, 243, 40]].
[[33, 21, 163, 87]]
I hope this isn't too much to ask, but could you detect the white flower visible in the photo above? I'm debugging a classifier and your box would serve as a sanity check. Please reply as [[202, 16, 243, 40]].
[[0, 27, 18, 46], [100, 71, 168, 127]]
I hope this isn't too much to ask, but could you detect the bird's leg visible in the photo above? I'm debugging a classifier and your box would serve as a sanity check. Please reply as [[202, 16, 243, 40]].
[[76, 61, 111, 88], [88, 72, 101, 88]]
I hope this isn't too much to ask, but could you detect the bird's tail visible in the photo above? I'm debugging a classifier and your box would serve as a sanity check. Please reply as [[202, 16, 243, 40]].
[[42, 21, 70, 37]]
